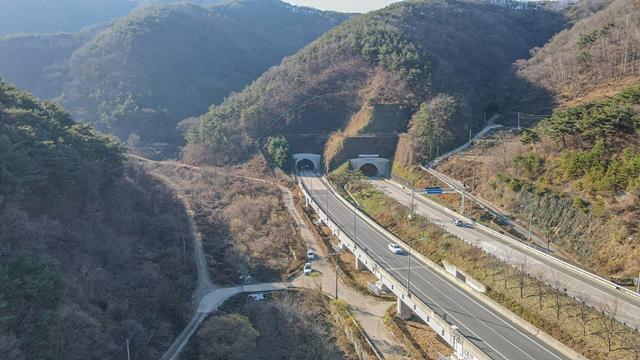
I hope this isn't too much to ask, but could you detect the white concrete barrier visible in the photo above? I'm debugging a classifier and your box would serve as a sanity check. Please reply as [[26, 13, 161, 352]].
[[304, 176, 588, 360], [299, 178, 491, 360]]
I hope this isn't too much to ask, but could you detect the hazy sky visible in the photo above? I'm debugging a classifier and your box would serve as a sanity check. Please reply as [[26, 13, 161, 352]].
[[285, 0, 402, 13]]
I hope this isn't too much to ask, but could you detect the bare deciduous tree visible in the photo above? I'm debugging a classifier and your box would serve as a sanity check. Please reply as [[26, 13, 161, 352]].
[[550, 271, 566, 320], [599, 297, 620, 352], [502, 250, 514, 290], [625, 321, 640, 360], [533, 266, 547, 310], [575, 291, 591, 337], [516, 257, 529, 298], [468, 238, 483, 271]]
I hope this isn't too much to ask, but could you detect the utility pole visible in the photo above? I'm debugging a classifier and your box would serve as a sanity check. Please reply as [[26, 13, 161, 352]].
[[484, 112, 487, 128], [469, 128, 472, 143], [182, 234, 187, 271], [329, 252, 341, 299], [326, 187, 329, 214], [460, 191, 465, 214], [637, 272, 639, 294], [353, 205, 357, 241], [528, 210, 533, 240], [126, 339, 131, 360], [517, 112, 521, 130], [410, 187, 415, 215]]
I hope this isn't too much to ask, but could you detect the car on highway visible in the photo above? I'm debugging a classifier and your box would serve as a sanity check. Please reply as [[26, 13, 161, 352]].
[[307, 250, 315, 260], [454, 218, 464, 227], [303, 262, 312, 275], [388, 243, 403, 254]]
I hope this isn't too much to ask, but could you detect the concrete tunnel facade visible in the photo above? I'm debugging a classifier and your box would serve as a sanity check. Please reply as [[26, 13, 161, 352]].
[[293, 153, 322, 173], [349, 158, 390, 178]]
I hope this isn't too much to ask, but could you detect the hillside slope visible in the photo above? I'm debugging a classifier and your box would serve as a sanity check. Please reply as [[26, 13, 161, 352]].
[[0, 24, 105, 99], [59, 0, 348, 148], [0, 79, 196, 359], [186, 0, 565, 167], [438, 83, 640, 279], [0, 0, 224, 35], [517, 0, 640, 105], [435, 0, 640, 279]]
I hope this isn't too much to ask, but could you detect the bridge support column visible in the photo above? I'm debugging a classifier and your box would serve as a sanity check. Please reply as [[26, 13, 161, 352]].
[[397, 297, 412, 320], [355, 256, 365, 271]]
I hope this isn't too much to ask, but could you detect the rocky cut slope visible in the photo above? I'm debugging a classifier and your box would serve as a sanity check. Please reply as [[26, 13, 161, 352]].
[[0, 79, 196, 359], [437, 83, 640, 279], [185, 0, 565, 168]]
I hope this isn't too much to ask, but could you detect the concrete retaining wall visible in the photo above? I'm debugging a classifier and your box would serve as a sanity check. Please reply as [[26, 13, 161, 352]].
[[442, 260, 487, 293]]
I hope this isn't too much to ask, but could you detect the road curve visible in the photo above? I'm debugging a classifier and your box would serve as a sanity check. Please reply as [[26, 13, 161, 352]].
[[301, 171, 572, 360]]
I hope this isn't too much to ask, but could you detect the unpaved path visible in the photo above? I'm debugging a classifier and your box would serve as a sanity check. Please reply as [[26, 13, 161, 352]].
[[129, 155, 407, 359]]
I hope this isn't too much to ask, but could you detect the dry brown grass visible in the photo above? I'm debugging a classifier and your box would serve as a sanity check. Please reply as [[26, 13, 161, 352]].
[[349, 181, 640, 360], [143, 160, 304, 285]]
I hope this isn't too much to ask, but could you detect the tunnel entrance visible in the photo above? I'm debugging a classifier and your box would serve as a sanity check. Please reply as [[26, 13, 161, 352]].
[[359, 163, 380, 177], [296, 159, 315, 173]]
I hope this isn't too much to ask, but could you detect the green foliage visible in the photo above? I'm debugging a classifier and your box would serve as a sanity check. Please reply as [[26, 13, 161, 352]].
[[577, 22, 615, 50], [188, 0, 563, 166], [521, 129, 541, 146], [556, 140, 640, 193], [266, 136, 290, 170], [328, 169, 366, 191], [354, 21, 431, 89], [0, 81, 123, 209], [513, 152, 545, 178], [59, 2, 348, 145], [409, 95, 456, 160], [543, 83, 640, 144]]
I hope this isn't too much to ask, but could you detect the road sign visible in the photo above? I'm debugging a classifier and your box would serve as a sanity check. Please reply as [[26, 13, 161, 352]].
[[425, 187, 443, 195]]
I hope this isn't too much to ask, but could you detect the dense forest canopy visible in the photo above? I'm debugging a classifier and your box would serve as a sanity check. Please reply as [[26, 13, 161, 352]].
[[186, 0, 565, 166], [0, 79, 195, 359], [0, 0, 349, 154]]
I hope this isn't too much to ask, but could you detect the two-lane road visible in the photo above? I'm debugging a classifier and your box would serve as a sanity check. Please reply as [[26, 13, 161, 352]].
[[371, 178, 640, 327], [300, 171, 571, 360]]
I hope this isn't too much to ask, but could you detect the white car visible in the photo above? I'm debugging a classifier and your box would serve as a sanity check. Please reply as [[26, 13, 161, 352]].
[[303, 262, 313, 275], [306, 250, 315, 260], [388, 243, 403, 254], [454, 218, 464, 227]]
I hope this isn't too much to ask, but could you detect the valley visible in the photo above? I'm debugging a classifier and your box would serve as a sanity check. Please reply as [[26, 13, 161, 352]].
[[1, 0, 639, 359]]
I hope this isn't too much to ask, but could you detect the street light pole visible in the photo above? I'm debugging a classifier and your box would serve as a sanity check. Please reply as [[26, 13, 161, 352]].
[[353, 206, 357, 240], [528, 210, 533, 240], [126, 338, 131, 360], [326, 187, 329, 214], [410, 187, 415, 215], [329, 252, 341, 299]]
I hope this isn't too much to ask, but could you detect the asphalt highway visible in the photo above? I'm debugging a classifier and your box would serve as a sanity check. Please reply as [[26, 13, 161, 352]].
[[371, 178, 640, 326], [300, 171, 571, 360]]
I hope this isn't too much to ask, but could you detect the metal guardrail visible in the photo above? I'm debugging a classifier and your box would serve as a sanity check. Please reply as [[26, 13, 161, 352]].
[[308, 174, 590, 360], [414, 169, 640, 304], [299, 176, 492, 360]]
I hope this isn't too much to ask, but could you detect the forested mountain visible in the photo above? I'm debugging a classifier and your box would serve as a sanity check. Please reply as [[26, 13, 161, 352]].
[[0, 1, 349, 154], [0, 0, 225, 35], [185, 0, 565, 166], [0, 79, 195, 359], [435, 0, 640, 279], [0, 24, 105, 99], [59, 1, 348, 147], [517, 0, 639, 105]]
